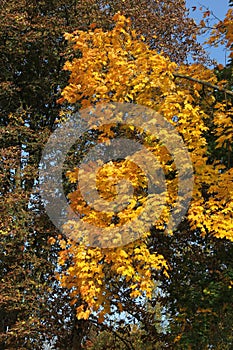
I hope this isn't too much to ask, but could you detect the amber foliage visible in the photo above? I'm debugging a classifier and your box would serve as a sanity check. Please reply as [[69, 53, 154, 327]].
[[57, 15, 233, 323]]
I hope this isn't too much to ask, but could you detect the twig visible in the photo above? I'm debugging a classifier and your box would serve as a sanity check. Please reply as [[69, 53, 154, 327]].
[[90, 319, 135, 350], [173, 72, 233, 97]]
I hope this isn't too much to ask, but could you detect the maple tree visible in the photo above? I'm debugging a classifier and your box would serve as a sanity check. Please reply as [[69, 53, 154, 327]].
[[57, 13, 233, 349], [63, 0, 206, 64], [0, 0, 207, 348], [1, 0, 232, 348]]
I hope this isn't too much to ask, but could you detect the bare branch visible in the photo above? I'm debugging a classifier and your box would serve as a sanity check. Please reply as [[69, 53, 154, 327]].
[[174, 72, 233, 97]]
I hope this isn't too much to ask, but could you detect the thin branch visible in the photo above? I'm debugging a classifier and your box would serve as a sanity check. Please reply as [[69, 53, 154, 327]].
[[113, 330, 135, 350], [90, 319, 135, 350], [197, 2, 222, 22], [173, 72, 233, 97]]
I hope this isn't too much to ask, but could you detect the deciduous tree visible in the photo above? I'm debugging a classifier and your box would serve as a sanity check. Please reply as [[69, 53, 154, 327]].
[[57, 17, 233, 350]]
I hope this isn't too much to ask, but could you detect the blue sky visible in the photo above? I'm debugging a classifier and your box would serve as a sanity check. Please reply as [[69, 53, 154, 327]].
[[186, 0, 230, 64]]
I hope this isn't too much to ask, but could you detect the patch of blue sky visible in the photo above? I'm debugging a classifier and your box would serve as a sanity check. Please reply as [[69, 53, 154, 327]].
[[186, 0, 230, 64]]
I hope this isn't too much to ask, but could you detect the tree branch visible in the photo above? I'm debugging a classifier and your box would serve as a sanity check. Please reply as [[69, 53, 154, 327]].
[[173, 72, 233, 97], [90, 319, 135, 350]]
